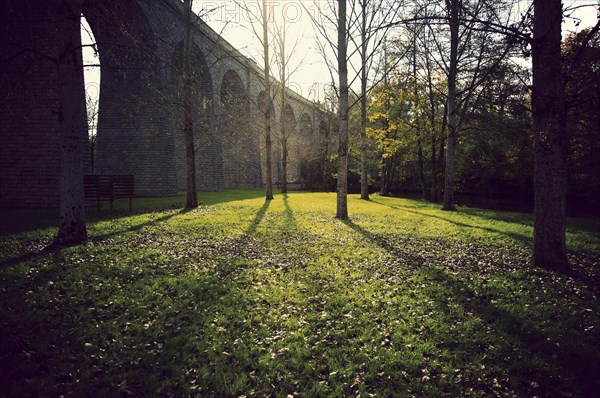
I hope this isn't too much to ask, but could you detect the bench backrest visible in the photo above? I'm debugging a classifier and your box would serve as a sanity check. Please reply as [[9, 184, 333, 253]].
[[111, 175, 134, 199], [84, 175, 99, 204], [84, 175, 134, 200]]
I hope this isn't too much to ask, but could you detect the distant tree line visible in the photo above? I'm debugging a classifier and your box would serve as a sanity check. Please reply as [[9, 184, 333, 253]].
[[321, 26, 599, 218]]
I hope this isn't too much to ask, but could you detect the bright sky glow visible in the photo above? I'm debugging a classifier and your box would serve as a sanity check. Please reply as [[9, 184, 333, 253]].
[[195, 0, 333, 102], [197, 0, 599, 99], [563, 0, 599, 33], [81, 1, 599, 110]]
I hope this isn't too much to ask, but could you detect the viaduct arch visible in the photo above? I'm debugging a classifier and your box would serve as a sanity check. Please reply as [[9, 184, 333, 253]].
[[0, 0, 330, 207]]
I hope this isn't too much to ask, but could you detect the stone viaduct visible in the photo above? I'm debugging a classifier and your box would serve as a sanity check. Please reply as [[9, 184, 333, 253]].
[[0, 0, 332, 207]]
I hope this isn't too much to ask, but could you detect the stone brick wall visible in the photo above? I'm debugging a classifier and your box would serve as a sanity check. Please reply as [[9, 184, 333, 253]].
[[86, 0, 178, 197], [0, 0, 327, 208], [0, 2, 88, 207]]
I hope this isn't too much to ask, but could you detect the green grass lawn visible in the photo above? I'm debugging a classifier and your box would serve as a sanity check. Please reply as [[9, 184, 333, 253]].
[[1, 189, 599, 397]]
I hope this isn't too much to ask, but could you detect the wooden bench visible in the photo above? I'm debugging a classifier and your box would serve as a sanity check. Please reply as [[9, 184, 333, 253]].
[[84, 175, 134, 210]]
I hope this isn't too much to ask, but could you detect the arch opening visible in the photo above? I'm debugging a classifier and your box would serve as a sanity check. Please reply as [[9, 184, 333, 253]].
[[317, 120, 332, 190], [258, 90, 278, 185], [298, 112, 320, 189], [171, 41, 219, 191], [82, 0, 177, 196], [81, 15, 100, 173], [281, 103, 297, 184]]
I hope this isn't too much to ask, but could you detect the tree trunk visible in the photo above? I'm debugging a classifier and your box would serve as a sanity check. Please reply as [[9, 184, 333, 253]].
[[262, 0, 273, 200], [430, 134, 437, 201], [437, 104, 447, 202], [531, 0, 569, 272], [279, 16, 289, 195], [417, 137, 426, 199], [281, 134, 288, 193], [442, 0, 459, 211], [90, 140, 95, 173], [424, 34, 439, 202], [182, 0, 198, 209], [55, 0, 88, 246], [321, 123, 330, 191], [413, 36, 426, 200], [336, 0, 349, 219], [264, 111, 274, 200], [359, 0, 369, 200], [381, 156, 395, 196], [381, 159, 388, 196], [360, 75, 369, 200]]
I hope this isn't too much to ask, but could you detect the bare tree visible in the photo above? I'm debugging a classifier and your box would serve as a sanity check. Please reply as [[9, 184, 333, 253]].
[[277, 18, 289, 194], [308, 0, 402, 212], [441, 0, 459, 210], [349, 0, 400, 200], [417, 28, 447, 203], [337, 0, 350, 219], [182, 0, 199, 209], [261, 0, 275, 200], [359, 3, 371, 200], [306, 0, 353, 218], [270, 7, 306, 194], [234, 0, 277, 199], [407, 24, 428, 199], [235, 0, 311, 198]]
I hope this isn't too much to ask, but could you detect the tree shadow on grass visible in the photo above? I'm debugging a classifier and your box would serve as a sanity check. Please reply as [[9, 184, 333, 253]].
[[369, 197, 532, 246], [0, 209, 189, 269], [89, 208, 192, 242], [0, 244, 62, 269], [282, 193, 298, 231], [460, 206, 600, 237], [342, 219, 398, 255], [0, 189, 267, 237], [200, 188, 268, 206], [422, 266, 600, 397], [245, 199, 271, 236], [372, 196, 599, 243], [342, 218, 600, 398]]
